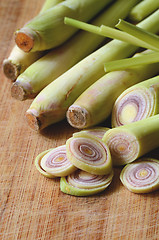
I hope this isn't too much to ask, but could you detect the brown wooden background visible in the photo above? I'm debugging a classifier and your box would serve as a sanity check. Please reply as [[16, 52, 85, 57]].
[[0, 1, 158, 239]]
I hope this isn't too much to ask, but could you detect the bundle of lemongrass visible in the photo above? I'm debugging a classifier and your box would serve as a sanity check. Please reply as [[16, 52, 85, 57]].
[[3, 0, 159, 196]]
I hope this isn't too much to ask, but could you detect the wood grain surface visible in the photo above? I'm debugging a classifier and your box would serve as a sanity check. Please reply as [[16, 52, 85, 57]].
[[0, 1, 159, 239]]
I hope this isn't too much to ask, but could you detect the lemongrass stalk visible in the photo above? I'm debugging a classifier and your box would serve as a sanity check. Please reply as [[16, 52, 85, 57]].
[[102, 114, 159, 166], [66, 132, 112, 175], [60, 169, 114, 196], [65, 17, 158, 51], [35, 149, 56, 178], [80, 127, 110, 139], [67, 50, 159, 129], [40, 0, 65, 14], [15, 0, 113, 52], [26, 11, 159, 131], [129, 0, 159, 22], [116, 19, 159, 51], [40, 145, 77, 177], [3, 46, 44, 81], [112, 75, 159, 127], [104, 52, 159, 72], [120, 158, 159, 193], [11, 0, 138, 100]]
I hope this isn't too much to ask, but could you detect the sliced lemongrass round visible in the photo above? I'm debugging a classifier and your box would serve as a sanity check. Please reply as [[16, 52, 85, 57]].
[[66, 132, 112, 175], [80, 127, 109, 139], [120, 158, 159, 193], [40, 145, 77, 177], [112, 87, 155, 127], [35, 149, 55, 178], [60, 169, 113, 196]]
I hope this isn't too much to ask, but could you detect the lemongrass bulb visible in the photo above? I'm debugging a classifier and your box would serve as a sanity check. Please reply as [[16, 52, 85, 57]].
[[120, 158, 159, 193], [40, 145, 77, 177], [80, 127, 109, 139], [60, 169, 114, 196], [35, 149, 55, 178], [66, 132, 112, 175]]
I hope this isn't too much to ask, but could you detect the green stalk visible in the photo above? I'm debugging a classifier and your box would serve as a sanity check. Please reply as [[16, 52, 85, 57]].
[[3, 46, 44, 81], [112, 75, 159, 127], [102, 114, 159, 166], [66, 50, 159, 129], [15, 0, 113, 52], [26, 11, 159, 131], [40, 0, 65, 14], [12, 0, 138, 100], [129, 0, 159, 22], [65, 17, 158, 51], [104, 51, 159, 72], [116, 18, 159, 51]]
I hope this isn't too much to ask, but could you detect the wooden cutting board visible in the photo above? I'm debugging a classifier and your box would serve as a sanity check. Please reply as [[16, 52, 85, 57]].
[[0, 1, 158, 239]]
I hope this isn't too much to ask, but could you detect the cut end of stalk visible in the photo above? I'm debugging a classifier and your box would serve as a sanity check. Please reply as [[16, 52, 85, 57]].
[[3, 59, 19, 81], [15, 31, 34, 52], [66, 105, 89, 129], [11, 82, 26, 101], [25, 110, 41, 131]]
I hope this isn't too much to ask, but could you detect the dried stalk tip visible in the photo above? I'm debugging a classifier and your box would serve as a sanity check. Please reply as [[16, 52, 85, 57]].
[[11, 83, 26, 101], [67, 105, 89, 129], [3, 60, 19, 81], [15, 31, 34, 53], [25, 111, 41, 131]]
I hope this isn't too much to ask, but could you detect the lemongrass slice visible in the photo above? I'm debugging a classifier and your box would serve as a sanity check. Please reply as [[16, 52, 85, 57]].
[[35, 149, 55, 178], [120, 158, 159, 193], [112, 75, 159, 127], [80, 127, 109, 139], [40, 145, 77, 177], [66, 132, 112, 175], [103, 114, 159, 166], [60, 169, 113, 196]]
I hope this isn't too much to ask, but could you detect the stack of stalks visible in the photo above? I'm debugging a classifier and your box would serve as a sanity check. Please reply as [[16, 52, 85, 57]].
[[3, 0, 159, 195]]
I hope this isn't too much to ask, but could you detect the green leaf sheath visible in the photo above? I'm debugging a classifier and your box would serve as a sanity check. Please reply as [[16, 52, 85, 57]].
[[66, 132, 112, 175], [112, 75, 159, 127], [120, 158, 159, 193], [12, 0, 139, 100], [15, 0, 113, 52], [80, 127, 110, 139], [25, 10, 159, 131], [39, 0, 65, 14], [66, 51, 159, 129], [102, 114, 159, 166], [3, 46, 44, 81], [129, 0, 159, 22], [116, 19, 159, 52], [60, 169, 114, 196]]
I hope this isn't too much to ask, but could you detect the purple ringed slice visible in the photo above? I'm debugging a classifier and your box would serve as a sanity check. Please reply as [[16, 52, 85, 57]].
[[103, 129, 139, 166], [35, 149, 55, 178], [112, 87, 155, 127], [60, 169, 113, 196], [120, 158, 159, 193], [40, 145, 77, 177], [66, 132, 112, 175]]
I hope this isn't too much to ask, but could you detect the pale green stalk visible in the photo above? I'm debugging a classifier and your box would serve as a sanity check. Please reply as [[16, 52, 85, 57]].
[[67, 51, 159, 129], [15, 0, 113, 52], [102, 114, 159, 166], [129, 0, 159, 22], [12, 0, 138, 100], [26, 11, 159, 131], [112, 75, 159, 127], [104, 52, 159, 72], [116, 19, 159, 51], [40, 0, 65, 14]]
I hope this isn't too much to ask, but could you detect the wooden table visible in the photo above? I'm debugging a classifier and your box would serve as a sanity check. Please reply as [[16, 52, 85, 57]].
[[0, 1, 158, 239]]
